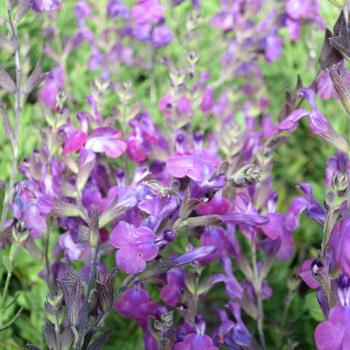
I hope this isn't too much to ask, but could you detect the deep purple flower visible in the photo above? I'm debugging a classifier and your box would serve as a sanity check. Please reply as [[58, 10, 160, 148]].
[[298, 183, 325, 224], [299, 259, 321, 289], [173, 333, 219, 350], [222, 303, 252, 350], [314, 306, 350, 350], [138, 193, 178, 231], [115, 287, 157, 328], [199, 227, 234, 263], [109, 221, 159, 274], [330, 219, 350, 277], [279, 89, 350, 153], [160, 268, 184, 307], [85, 127, 127, 158]]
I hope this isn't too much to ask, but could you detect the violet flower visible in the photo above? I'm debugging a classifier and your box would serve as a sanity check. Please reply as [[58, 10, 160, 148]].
[[115, 286, 158, 328], [109, 221, 159, 274], [30, 0, 61, 12], [85, 127, 127, 158], [314, 306, 350, 350]]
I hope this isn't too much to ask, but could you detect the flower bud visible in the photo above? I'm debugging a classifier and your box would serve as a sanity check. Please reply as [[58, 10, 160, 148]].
[[116, 81, 133, 104], [229, 164, 262, 187], [47, 292, 64, 309], [94, 77, 109, 93], [328, 0, 344, 7], [169, 69, 186, 87], [44, 322, 58, 350], [163, 230, 176, 242], [55, 91, 67, 110], [329, 67, 350, 115], [96, 270, 116, 313], [332, 171, 348, 196], [12, 222, 29, 243]]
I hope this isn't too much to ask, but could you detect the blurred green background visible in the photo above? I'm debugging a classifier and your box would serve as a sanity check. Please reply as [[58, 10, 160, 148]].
[[0, 1, 346, 349]]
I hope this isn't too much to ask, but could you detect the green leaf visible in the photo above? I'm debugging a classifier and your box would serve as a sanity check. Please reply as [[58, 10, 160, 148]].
[[304, 292, 325, 322]]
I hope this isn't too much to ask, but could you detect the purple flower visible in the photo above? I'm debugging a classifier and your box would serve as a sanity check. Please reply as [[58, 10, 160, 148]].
[[39, 65, 64, 109], [59, 231, 89, 261], [330, 219, 350, 277], [199, 227, 234, 263], [133, 23, 152, 41], [173, 333, 218, 350], [109, 221, 159, 274], [221, 303, 252, 350], [159, 93, 193, 119], [152, 25, 172, 47], [166, 153, 219, 182], [264, 34, 282, 63], [115, 287, 157, 328], [132, 0, 164, 24], [62, 123, 88, 155], [160, 268, 184, 307], [30, 0, 61, 12], [107, 0, 129, 18], [317, 69, 339, 100], [279, 89, 350, 153], [85, 127, 127, 158], [23, 200, 47, 237], [126, 111, 168, 164], [299, 259, 321, 289], [138, 193, 178, 231], [12, 182, 50, 238], [200, 87, 214, 114], [314, 306, 350, 350]]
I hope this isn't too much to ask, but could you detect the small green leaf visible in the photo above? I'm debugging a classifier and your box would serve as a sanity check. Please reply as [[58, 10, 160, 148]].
[[304, 292, 325, 322]]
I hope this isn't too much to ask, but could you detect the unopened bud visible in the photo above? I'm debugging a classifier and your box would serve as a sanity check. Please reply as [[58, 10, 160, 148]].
[[94, 77, 109, 92], [187, 51, 199, 66], [325, 190, 337, 209], [116, 81, 133, 104], [169, 69, 186, 87], [12, 222, 29, 243], [328, 0, 344, 7], [229, 164, 262, 187], [332, 171, 348, 195], [55, 91, 67, 110], [163, 230, 176, 242], [47, 292, 63, 309], [329, 68, 350, 115]]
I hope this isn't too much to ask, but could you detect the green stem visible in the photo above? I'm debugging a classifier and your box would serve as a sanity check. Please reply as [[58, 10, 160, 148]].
[[251, 241, 266, 350], [0, 5, 22, 232]]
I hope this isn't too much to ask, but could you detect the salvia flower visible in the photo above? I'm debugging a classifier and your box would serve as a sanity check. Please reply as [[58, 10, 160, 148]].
[[109, 221, 159, 274]]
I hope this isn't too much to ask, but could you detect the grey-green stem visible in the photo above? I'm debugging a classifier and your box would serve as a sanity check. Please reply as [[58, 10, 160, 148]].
[[0, 5, 22, 231]]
